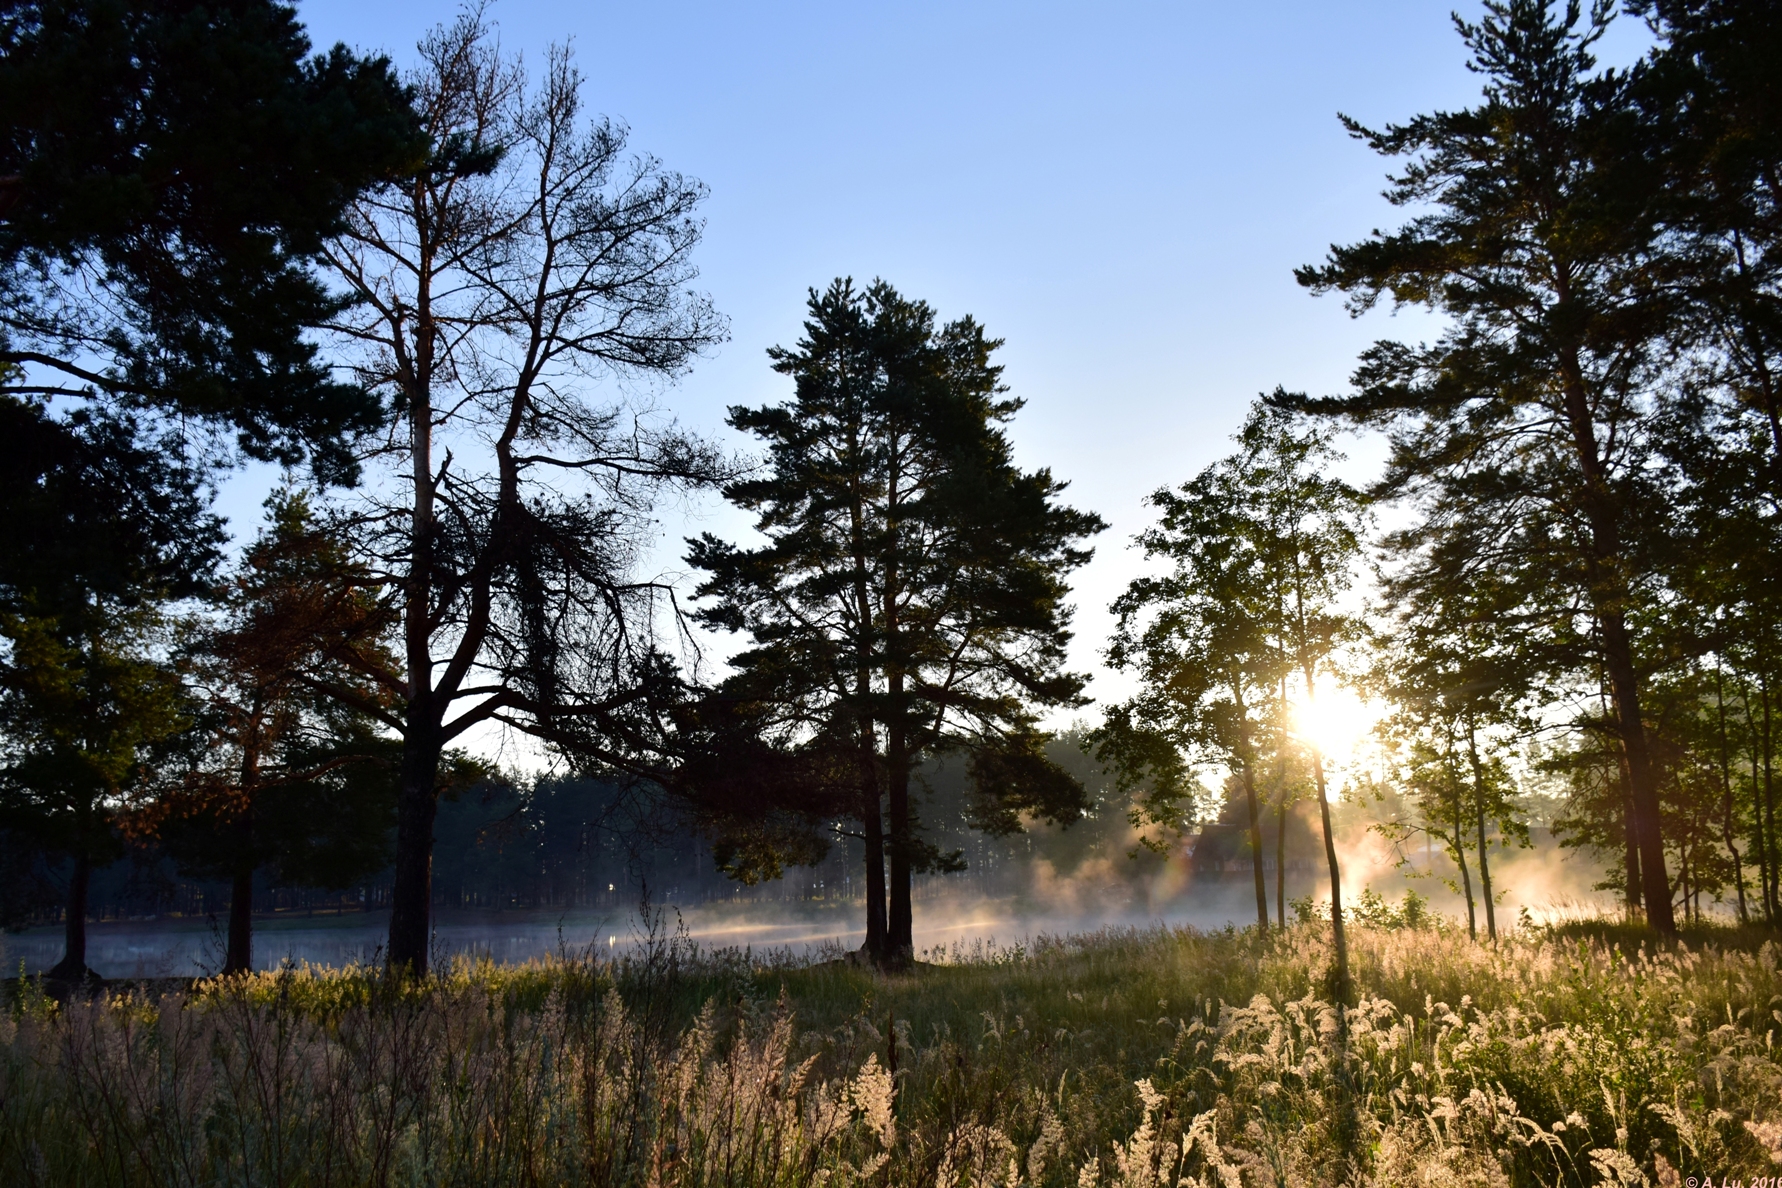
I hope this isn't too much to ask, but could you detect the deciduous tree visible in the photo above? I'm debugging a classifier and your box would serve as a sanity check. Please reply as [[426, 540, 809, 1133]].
[[318, 13, 726, 974]]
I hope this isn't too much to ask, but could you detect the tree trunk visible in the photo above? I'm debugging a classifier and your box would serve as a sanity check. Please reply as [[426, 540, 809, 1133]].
[[1762, 672, 1781, 922], [1466, 725, 1496, 942], [1751, 718, 1773, 924], [1274, 789, 1287, 929], [1242, 762, 1268, 932], [1446, 741, 1475, 939], [1309, 734, 1357, 1179], [1555, 346, 1672, 933], [224, 743, 260, 976], [224, 806, 255, 975], [387, 726, 441, 976], [49, 848, 91, 982], [861, 785, 888, 962], [1233, 693, 1267, 932], [1600, 614, 1674, 932], [1311, 748, 1348, 1003], [886, 694, 914, 966], [1275, 678, 1289, 930], [1618, 749, 1642, 922], [1714, 667, 1749, 924]]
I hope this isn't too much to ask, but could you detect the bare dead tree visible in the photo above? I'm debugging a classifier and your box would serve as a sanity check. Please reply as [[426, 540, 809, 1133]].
[[319, 11, 727, 974]]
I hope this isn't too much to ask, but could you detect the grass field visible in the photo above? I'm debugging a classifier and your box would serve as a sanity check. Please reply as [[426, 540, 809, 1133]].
[[3, 911, 1781, 1186]]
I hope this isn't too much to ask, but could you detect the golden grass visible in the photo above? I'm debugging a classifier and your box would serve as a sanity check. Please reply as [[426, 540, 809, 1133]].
[[3, 916, 1779, 1186]]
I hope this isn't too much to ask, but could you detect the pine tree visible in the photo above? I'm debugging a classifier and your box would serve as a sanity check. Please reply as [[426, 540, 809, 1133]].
[[687, 279, 1102, 966], [0, 601, 188, 981], [156, 494, 398, 975], [1289, 0, 1685, 931]]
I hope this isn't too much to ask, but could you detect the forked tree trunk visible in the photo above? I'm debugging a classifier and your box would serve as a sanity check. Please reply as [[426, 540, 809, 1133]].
[[1444, 739, 1475, 938], [1235, 694, 1267, 932]]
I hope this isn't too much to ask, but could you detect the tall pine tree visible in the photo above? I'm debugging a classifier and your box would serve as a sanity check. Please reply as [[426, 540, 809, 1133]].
[[688, 279, 1102, 966]]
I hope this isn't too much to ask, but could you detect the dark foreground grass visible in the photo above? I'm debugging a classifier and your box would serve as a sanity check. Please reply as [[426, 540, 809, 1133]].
[[3, 917, 1780, 1186]]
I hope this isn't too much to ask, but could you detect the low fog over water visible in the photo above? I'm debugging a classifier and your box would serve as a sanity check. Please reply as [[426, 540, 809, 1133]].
[[2, 838, 1612, 978], [2, 733, 1623, 978]]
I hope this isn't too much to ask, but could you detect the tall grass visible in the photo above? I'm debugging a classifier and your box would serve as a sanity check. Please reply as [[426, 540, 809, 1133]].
[[3, 917, 1780, 1186]]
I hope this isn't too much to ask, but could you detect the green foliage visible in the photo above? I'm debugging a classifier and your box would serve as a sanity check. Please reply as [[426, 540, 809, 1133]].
[[685, 278, 1104, 959], [0, 602, 188, 858], [1290, 0, 1692, 932], [0, 0, 421, 475], [1096, 401, 1365, 852]]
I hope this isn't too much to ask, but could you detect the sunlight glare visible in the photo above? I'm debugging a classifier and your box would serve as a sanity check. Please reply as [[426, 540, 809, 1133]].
[[1289, 680, 1382, 760]]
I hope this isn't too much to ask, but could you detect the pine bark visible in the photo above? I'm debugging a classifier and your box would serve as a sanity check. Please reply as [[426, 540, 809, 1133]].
[[49, 849, 91, 981]]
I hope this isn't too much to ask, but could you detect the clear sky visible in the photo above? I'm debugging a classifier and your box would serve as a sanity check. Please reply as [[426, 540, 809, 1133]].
[[268, 0, 1654, 712]]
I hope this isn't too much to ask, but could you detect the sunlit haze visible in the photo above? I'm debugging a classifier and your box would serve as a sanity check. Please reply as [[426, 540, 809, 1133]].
[[1288, 680, 1385, 769]]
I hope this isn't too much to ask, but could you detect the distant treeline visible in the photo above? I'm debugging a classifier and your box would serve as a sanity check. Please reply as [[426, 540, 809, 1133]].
[[2, 732, 1340, 931]]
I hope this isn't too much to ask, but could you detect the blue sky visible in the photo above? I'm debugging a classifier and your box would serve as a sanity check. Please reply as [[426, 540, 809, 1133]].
[[270, 0, 1654, 709]]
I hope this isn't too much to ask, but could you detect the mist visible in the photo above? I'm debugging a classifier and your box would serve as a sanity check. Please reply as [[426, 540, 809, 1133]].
[[0, 798, 1619, 978]]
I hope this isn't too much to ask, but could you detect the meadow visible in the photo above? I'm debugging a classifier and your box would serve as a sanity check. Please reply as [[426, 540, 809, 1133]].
[[3, 908, 1781, 1188]]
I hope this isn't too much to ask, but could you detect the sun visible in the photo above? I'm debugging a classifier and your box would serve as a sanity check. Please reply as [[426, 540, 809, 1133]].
[[1289, 679, 1382, 760]]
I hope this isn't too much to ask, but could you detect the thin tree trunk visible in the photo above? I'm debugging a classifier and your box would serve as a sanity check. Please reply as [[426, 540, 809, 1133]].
[[1243, 763, 1268, 932], [1762, 669, 1781, 922], [1274, 789, 1288, 929], [1445, 740, 1475, 939], [49, 848, 91, 981], [1308, 725, 1357, 1178], [886, 704, 913, 966], [1753, 726, 1774, 926], [1310, 742, 1347, 1002], [1275, 676, 1289, 929], [224, 805, 255, 976], [1714, 665, 1750, 924], [1466, 725, 1496, 942], [388, 726, 441, 976], [1618, 747, 1642, 922], [1237, 698, 1267, 931]]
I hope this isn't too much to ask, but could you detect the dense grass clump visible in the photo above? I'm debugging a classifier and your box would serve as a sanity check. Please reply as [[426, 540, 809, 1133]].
[[3, 918, 1780, 1186]]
